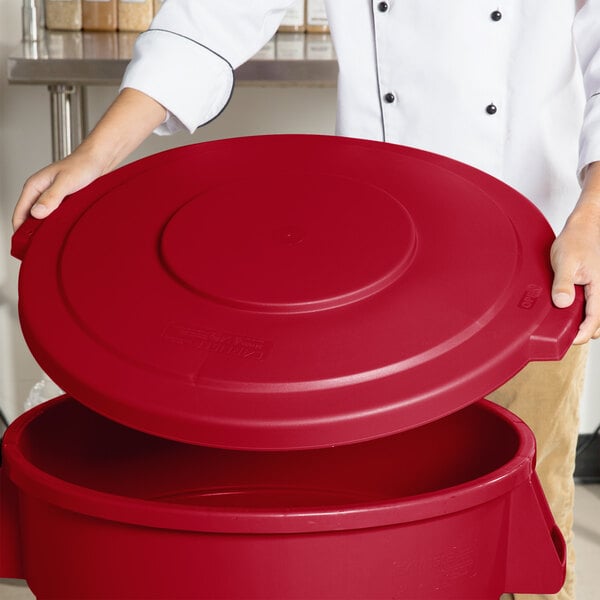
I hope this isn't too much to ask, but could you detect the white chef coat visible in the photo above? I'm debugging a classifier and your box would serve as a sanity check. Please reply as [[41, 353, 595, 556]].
[[121, 1, 600, 233]]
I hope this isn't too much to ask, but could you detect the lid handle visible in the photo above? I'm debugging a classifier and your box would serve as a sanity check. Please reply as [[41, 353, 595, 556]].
[[11, 217, 44, 261], [529, 288, 584, 360]]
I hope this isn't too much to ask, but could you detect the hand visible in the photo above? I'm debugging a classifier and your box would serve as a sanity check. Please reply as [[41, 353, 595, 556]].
[[13, 149, 105, 231], [12, 88, 167, 231], [551, 161, 600, 344]]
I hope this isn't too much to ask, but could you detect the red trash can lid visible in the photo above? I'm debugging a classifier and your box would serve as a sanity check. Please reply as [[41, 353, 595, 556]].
[[12, 135, 582, 450]]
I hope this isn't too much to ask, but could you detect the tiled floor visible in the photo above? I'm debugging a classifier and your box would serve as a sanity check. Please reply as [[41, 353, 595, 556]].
[[1, 483, 599, 599]]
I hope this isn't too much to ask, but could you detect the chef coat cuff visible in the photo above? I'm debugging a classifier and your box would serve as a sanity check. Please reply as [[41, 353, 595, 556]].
[[578, 94, 600, 185], [120, 29, 234, 135]]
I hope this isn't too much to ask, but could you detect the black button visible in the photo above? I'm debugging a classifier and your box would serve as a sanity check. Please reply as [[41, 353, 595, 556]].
[[377, 2, 389, 12], [384, 92, 395, 103], [486, 103, 497, 115], [491, 10, 502, 21]]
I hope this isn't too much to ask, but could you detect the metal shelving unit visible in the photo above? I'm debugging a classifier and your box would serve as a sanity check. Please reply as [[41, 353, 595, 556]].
[[8, 31, 338, 160]]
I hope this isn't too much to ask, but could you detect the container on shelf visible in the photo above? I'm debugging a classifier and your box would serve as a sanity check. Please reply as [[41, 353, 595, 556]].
[[45, 0, 82, 31], [82, 0, 117, 31], [117, 0, 152, 32], [306, 0, 329, 33], [278, 0, 305, 33]]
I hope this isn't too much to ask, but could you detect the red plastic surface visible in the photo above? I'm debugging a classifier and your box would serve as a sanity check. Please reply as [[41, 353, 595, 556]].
[[0, 467, 24, 579], [11, 135, 583, 449], [0, 397, 564, 598]]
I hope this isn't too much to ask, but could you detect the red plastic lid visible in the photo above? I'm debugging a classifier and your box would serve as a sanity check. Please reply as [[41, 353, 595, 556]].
[[12, 135, 582, 450]]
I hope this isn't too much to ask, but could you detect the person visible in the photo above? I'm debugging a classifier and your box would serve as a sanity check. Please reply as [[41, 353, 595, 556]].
[[12, 2, 600, 599]]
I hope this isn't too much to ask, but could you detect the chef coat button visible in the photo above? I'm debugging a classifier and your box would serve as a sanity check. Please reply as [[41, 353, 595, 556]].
[[490, 10, 502, 21], [486, 103, 497, 115], [384, 92, 395, 103], [377, 2, 389, 12]]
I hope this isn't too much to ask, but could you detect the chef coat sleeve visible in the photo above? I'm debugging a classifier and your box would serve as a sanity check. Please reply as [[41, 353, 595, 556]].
[[574, 0, 600, 181], [120, 0, 296, 135]]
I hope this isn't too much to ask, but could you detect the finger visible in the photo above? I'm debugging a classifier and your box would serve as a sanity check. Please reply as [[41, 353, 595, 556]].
[[573, 284, 600, 344], [12, 173, 53, 231], [551, 260, 577, 308], [12, 205, 30, 232], [29, 171, 75, 221]]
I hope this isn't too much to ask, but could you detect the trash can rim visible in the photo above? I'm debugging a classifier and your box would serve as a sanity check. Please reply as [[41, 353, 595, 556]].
[[2, 397, 535, 535]]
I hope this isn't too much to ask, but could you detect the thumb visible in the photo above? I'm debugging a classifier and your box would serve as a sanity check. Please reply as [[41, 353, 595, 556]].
[[30, 173, 73, 219], [551, 263, 576, 308]]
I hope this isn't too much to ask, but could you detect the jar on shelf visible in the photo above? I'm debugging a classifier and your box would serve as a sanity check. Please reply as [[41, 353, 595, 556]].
[[45, 0, 82, 31], [306, 0, 329, 33], [278, 0, 305, 33], [118, 0, 152, 31], [82, 0, 117, 31]]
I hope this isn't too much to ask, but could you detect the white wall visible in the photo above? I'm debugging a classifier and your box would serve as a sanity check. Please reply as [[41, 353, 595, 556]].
[[1, 1, 599, 432], [582, 345, 600, 434]]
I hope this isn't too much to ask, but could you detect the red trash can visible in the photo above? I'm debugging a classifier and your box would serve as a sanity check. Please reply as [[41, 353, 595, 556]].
[[1, 135, 582, 599]]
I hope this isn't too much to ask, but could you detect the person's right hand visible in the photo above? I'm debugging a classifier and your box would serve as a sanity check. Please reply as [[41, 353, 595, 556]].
[[12, 88, 168, 232], [13, 149, 105, 231]]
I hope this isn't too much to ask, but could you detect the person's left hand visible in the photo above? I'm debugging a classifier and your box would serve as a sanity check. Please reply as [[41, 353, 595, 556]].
[[550, 162, 600, 344]]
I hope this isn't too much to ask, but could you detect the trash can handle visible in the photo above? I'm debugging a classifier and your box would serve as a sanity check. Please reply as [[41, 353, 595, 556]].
[[11, 216, 44, 261], [528, 286, 584, 360], [504, 472, 566, 594]]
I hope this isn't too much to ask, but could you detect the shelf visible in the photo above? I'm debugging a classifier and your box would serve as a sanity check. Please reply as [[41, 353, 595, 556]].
[[8, 31, 338, 87]]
